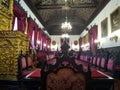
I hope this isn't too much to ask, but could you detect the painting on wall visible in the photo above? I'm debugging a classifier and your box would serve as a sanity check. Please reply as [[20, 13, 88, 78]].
[[111, 7, 120, 32], [101, 18, 108, 37], [82, 33, 88, 44]]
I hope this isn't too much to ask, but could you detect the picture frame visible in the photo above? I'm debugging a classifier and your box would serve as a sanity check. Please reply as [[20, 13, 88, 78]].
[[101, 18, 108, 37], [83, 33, 88, 44], [110, 7, 120, 32]]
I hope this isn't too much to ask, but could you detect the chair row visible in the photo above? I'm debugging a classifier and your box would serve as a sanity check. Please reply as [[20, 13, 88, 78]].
[[78, 50, 120, 78], [18, 53, 41, 79]]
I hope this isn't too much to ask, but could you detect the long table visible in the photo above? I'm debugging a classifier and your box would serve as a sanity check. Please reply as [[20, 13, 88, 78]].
[[89, 70, 114, 90]]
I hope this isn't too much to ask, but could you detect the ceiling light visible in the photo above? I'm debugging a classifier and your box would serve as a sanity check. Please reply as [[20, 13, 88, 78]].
[[61, 18, 72, 33], [61, 0, 72, 33]]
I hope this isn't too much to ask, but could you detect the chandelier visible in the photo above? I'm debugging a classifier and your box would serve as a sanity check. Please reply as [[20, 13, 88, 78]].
[[61, 17, 72, 33], [61, 0, 72, 33]]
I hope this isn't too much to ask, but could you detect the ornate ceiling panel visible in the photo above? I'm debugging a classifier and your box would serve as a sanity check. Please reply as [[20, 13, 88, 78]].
[[25, 0, 110, 35]]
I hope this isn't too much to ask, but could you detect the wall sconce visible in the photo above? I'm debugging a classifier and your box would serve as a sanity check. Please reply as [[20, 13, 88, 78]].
[[97, 42, 100, 47], [110, 36, 118, 42], [37, 40, 41, 45], [94, 39, 100, 47]]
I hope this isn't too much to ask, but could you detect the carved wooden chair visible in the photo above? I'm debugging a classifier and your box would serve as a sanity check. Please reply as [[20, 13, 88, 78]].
[[46, 67, 88, 90]]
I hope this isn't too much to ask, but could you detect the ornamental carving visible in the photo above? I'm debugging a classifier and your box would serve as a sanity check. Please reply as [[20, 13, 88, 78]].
[[47, 68, 85, 90], [52, 40, 56, 45], [0, 0, 13, 31], [74, 40, 78, 45], [0, 31, 29, 80]]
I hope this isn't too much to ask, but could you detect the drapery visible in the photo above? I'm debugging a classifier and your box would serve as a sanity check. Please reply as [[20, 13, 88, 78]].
[[12, 16, 18, 31], [27, 18, 36, 43], [48, 38, 51, 51], [13, 3, 26, 33], [41, 31, 46, 50], [36, 30, 41, 50], [34, 25, 38, 47], [39, 30, 43, 50], [89, 25, 98, 55], [79, 37, 82, 52], [27, 18, 40, 49], [61, 38, 69, 46]]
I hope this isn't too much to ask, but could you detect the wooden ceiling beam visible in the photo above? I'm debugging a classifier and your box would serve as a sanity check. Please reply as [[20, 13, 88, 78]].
[[92, 0, 99, 5], [36, 3, 96, 9]]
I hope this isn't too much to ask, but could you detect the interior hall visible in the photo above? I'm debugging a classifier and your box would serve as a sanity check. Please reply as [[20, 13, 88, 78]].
[[0, 0, 120, 90]]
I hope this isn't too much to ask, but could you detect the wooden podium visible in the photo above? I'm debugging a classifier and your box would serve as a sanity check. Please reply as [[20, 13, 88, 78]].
[[0, 31, 29, 80]]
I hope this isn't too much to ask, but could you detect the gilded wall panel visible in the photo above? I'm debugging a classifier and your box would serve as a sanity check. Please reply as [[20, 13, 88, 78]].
[[0, 0, 13, 31], [0, 31, 29, 80]]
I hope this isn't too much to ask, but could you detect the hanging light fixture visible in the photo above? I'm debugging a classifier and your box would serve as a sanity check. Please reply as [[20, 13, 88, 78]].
[[61, 0, 72, 33]]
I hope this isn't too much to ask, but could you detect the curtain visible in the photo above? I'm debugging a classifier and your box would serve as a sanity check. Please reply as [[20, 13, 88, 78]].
[[61, 38, 64, 46], [12, 15, 15, 31], [31, 31, 35, 48], [13, 3, 26, 33], [28, 18, 33, 41], [34, 25, 38, 47], [36, 30, 40, 50], [89, 25, 98, 55], [79, 38, 82, 52], [13, 16, 18, 31], [61, 38, 69, 45], [41, 32, 45, 50], [39, 30, 43, 50]]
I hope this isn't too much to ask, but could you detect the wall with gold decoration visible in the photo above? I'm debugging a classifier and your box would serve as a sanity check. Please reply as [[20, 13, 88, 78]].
[[0, 0, 13, 31], [51, 35, 79, 51], [0, 31, 29, 80]]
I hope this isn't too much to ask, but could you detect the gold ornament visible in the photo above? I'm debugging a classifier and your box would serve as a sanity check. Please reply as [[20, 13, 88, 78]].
[[52, 40, 56, 45], [74, 40, 78, 45]]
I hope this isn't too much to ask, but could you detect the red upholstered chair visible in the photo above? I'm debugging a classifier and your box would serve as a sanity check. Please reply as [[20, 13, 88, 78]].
[[89, 56, 93, 64], [96, 57, 101, 67], [100, 56, 108, 71], [107, 58, 114, 72], [25, 55, 41, 78], [19, 54, 41, 79], [92, 57, 97, 66], [106, 51, 119, 75], [100, 58, 106, 68], [20, 56, 34, 76], [21, 56, 27, 70], [27, 56, 33, 68], [46, 68, 87, 90]]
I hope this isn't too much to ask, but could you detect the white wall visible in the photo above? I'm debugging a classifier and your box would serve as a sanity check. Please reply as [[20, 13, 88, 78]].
[[81, 0, 120, 50], [51, 35, 79, 51]]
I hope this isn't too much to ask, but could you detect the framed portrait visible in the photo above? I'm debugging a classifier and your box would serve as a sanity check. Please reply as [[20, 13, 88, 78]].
[[82, 33, 88, 44], [101, 18, 108, 37], [111, 7, 120, 32]]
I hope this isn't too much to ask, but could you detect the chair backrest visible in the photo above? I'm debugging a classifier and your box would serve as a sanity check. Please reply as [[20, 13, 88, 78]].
[[100, 57, 106, 68], [96, 57, 101, 67], [27, 55, 33, 68], [46, 68, 87, 90], [107, 58, 114, 72], [92, 56, 97, 65], [21, 56, 27, 70]]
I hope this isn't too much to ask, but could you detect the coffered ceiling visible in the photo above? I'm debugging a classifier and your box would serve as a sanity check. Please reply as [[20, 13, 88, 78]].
[[24, 0, 110, 35]]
